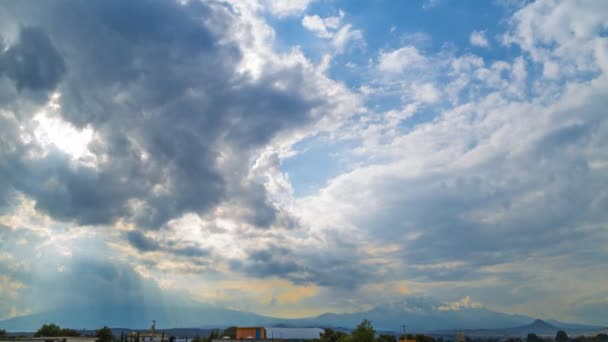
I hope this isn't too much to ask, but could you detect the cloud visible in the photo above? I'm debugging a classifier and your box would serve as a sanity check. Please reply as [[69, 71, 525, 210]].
[[378, 46, 426, 73], [0, 27, 66, 92], [301, 11, 362, 55], [437, 296, 483, 311], [1, 0, 607, 325], [126, 230, 160, 252], [0, 0, 331, 230], [470, 30, 490, 47], [302, 12, 343, 39], [265, 0, 317, 17]]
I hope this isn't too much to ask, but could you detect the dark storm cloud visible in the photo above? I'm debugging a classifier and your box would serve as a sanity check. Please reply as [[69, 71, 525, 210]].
[[126, 230, 210, 258], [126, 230, 160, 252], [0, 27, 66, 92], [0, 0, 324, 229], [231, 243, 381, 290]]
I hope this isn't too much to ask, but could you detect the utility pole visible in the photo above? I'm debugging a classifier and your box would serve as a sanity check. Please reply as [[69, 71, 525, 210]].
[[402, 325, 407, 340]]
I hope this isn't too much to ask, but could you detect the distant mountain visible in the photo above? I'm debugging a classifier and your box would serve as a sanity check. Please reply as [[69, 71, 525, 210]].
[[429, 319, 605, 338], [0, 305, 277, 332], [0, 296, 599, 335], [285, 296, 534, 332], [545, 319, 603, 331]]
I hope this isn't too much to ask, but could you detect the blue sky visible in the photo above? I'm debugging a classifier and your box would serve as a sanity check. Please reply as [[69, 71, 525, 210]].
[[0, 0, 608, 327]]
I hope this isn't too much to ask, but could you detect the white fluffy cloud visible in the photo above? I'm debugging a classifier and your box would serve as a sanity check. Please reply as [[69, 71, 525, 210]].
[[302, 12, 343, 38], [264, 0, 317, 17], [470, 30, 490, 47], [378, 46, 427, 73]]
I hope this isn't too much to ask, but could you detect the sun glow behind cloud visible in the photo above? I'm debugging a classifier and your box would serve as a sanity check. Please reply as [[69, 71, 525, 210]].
[[32, 93, 94, 162]]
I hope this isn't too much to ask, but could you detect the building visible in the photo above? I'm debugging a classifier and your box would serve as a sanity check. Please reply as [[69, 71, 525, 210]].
[[236, 327, 266, 340], [125, 320, 165, 342], [0, 337, 97, 342], [125, 332, 165, 342], [264, 328, 322, 341], [456, 332, 465, 342], [219, 327, 322, 342]]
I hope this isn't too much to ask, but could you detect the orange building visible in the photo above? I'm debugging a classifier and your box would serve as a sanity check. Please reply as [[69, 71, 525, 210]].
[[236, 327, 266, 340]]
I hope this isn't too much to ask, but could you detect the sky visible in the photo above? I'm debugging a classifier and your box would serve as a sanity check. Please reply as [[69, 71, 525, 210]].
[[0, 0, 607, 326]]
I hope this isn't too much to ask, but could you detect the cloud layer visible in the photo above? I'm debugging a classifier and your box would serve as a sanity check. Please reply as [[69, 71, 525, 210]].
[[0, 0, 607, 326]]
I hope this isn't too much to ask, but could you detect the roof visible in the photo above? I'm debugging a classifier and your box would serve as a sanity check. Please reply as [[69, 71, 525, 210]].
[[264, 328, 323, 340]]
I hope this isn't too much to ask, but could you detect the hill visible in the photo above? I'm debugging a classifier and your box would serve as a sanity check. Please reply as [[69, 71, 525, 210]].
[[0, 297, 602, 334]]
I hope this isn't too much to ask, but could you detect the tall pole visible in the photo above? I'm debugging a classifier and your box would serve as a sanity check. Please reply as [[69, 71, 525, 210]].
[[402, 325, 407, 339]]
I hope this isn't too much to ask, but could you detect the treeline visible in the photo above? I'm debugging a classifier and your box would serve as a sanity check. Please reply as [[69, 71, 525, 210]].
[[0, 323, 114, 342], [318, 320, 438, 342]]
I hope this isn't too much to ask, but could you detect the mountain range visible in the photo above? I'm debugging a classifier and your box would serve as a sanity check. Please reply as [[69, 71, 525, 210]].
[[0, 296, 603, 335]]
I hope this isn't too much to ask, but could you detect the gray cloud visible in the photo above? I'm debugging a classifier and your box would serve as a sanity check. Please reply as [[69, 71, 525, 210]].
[[126, 230, 160, 252], [0, 27, 65, 92], [0, 0, 325, 230]]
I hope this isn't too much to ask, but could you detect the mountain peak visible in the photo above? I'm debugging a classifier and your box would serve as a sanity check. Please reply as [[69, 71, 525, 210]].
[[527, 319, 559, 330]]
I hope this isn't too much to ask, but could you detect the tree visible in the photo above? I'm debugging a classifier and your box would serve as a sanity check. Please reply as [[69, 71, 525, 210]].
[[556, 331, 569, 342], [62, 328, 81, 337], [205, 330, 220, 342], [414, 334, 435, 342], [0, 329, 6, 337], [322, 329, 347, 342], [527, 334, 541, 342], [221, 327, 237, 339], [596, 334, 608, 342], [338, 335, 353, 342], [378, 335, 397, 342], [35, 324, 63, 337], [192, 335, 203, 342], [351, 319, 375, 342], [96, 326, 114, 342]]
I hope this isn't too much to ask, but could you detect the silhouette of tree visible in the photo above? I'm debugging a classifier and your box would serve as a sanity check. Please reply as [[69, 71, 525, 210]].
[[62, 329, 81, 337], [322, 329, 348, 342], [527, 333, 541, 342], [221, 327, 237, 339], [377, 334, 397, 342], [556, 331, 569, 342], [96, 326, 114, 342], [35, 324, 63, 337], [351, 320, 375, 342]]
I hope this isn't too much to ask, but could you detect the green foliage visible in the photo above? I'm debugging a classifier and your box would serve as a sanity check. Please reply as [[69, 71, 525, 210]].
[[205, 330, 220, 342], [351, 319, 375, 342], [0, 329, 6, 337], [322, 328, 348, 342], [192, 335, 203, 342], [221, 327, 237, 339], [338, 335, 353, 342], [414, 334, 435, 342], [556, 331, 569, 342], [374, 334, 397, 342], [35, 323, 63, 337], [377, 334, 397, 342], [62, 328, 81, 337], [527, 334, 541, 342], [596, 334, 608, 342], [96, 326, 114, 342]]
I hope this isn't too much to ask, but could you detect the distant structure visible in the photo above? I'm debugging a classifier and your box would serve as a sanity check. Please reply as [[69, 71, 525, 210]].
[[265, 328, 323, 341], [126, 321, 165, 342], [456, 332, 465, 342], [219, 327, 322, 342], [398, 337, 416, 342], [1, 338, 96, 342], [236, 327, 266, 340]]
